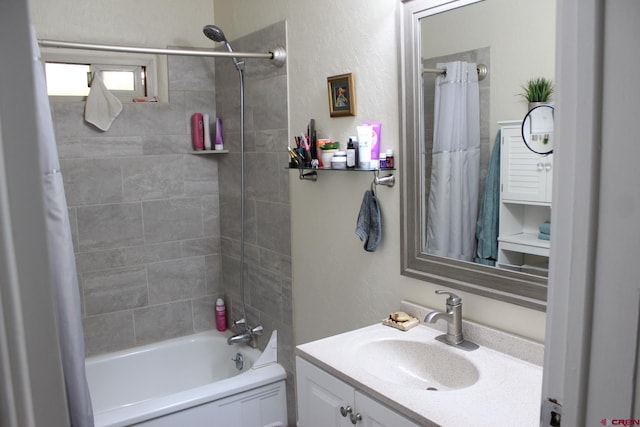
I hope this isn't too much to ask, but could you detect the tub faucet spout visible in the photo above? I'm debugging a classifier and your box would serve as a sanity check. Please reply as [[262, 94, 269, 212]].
[[227, 322, 263, 348], [227, 331, 252, 345]]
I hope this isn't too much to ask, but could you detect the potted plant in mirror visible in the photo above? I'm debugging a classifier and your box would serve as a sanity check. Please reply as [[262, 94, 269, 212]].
[[519, 77, 554, 111], [319, 141, 340, 168]]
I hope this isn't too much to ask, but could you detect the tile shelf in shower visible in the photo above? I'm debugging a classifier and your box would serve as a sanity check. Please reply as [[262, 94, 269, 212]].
[[189, 150, 229, 155]]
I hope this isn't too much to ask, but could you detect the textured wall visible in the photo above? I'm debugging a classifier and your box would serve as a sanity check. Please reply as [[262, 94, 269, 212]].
[[53, 55, 223, 356], [30, 0, 214, 48]]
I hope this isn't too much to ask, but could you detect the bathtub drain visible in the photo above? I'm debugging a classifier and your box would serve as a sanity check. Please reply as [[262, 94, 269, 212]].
[[232, 353, 244, 370]]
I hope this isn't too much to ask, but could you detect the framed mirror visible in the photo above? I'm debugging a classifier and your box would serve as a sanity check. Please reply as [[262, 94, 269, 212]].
[[399, 0, 556, 311]]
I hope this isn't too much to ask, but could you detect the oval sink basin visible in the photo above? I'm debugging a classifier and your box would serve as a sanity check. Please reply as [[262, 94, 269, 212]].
[[356, 339, 480, 391]]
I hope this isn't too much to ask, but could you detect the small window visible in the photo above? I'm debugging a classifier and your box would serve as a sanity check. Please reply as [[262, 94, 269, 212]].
[[41, 50, 158, 102], [45, 62, 147, 100], [45, 62, 91, 96]]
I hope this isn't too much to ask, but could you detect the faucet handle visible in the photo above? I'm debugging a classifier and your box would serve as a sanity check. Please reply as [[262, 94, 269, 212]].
[[233, 318, 246, 327], [435, 290, 462, 305], [251, 325, 264, 336]]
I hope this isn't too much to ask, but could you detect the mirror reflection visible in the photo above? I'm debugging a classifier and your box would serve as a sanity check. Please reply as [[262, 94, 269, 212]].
[[522, 105, 554, 154], [419, 0, 555, 277]]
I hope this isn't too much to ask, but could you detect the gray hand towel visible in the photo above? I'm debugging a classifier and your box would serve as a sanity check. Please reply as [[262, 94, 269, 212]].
[[355, 190, 382, 252]]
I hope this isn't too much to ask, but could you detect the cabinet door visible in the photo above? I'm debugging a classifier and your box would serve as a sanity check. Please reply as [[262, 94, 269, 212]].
[[501, 126, 550, 203], [296, 357, 353, 427], [354, 392, 420, 427]]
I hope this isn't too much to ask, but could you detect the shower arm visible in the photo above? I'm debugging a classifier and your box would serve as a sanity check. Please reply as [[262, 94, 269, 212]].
[[37, 39, 286, 66]]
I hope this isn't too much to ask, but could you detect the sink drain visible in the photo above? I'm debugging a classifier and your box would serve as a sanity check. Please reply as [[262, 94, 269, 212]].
[[426, 387, 438, 391]]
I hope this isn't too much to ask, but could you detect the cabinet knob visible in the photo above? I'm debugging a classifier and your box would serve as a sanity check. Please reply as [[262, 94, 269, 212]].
[[340, 405, 352, 417], [350, 412, 362, 424]]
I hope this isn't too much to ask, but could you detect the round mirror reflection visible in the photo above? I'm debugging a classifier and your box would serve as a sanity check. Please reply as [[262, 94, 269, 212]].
[[522, 104, 554, 155]]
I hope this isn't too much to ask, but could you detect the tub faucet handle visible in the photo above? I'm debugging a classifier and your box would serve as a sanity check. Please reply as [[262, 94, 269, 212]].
[[251, 325, 263, 336], [233, 318, 246, 328]]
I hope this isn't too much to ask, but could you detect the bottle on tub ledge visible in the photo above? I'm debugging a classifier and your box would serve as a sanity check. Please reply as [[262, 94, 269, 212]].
[[216, 298, 227, 331]]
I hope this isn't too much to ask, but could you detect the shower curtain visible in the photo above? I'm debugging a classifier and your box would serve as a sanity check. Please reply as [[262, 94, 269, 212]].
[[29, 28, 94, 426], [425, 61, 480, 262]]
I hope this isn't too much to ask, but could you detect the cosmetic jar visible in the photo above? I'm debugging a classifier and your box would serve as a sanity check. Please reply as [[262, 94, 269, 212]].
[[331, 151, 347, 169]]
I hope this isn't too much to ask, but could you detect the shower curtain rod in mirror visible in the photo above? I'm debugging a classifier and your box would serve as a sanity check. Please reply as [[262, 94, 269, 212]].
[[423, 63, 488, 81], [37, 39, 286, 64]]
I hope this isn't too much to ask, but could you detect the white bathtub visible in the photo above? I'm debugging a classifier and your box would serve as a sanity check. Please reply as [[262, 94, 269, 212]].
[[86, 330, 287, 427]]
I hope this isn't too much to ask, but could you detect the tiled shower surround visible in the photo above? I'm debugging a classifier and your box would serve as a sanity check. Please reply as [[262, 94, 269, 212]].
[[53, 21, 294, 421]]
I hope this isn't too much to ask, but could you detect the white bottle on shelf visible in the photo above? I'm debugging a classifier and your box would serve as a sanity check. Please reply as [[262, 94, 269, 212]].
[[203, 114, 212, 150]]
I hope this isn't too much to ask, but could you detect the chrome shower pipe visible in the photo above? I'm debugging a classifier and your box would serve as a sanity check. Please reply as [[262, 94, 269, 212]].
[[37, 39, 286, 66], [238, 67, 248, 326]]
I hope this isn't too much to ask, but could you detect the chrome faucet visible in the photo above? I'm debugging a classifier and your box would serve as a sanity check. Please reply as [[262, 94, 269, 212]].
[[424, 290, 478, 351], [226, 318, 263, 348]]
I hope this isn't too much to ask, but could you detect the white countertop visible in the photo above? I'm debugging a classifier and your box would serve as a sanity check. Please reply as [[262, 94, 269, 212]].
[[296, 323, 543, 427]]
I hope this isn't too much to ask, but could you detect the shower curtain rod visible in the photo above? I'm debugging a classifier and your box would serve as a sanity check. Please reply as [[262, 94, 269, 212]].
[[37, 39, 286, 63], [423, 63, 488, 81]]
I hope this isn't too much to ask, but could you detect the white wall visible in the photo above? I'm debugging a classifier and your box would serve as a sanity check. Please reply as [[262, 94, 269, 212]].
[[214, 0, 546, 345], [30, 0, 214, 48]]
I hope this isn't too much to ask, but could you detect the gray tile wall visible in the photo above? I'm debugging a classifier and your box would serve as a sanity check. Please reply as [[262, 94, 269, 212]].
[[214, 21, 295, 425], [53, 53, 223, 356], [52, 21, 294, 424]]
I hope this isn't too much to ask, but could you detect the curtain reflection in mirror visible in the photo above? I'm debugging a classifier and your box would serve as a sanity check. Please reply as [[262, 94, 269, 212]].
[[425, 61, 480, 261]]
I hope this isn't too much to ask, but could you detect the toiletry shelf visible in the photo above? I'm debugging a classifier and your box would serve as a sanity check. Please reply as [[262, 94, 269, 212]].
[[189, 150, 229, 155], [288, 167, 395, 172], [288, 166, 396, 187]]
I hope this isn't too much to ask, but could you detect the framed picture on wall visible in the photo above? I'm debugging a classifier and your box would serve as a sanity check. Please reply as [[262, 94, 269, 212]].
[[327, 73, 356, 117]]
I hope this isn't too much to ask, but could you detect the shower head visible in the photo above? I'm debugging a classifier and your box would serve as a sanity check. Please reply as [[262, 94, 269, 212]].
[[203, 25, 244, 72], [203, 25, 227, 43]]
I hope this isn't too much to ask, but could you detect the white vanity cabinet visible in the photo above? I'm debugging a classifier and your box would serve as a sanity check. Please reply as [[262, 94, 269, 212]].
[[296, 357, 419, 427], [497, 121, 552, 273]]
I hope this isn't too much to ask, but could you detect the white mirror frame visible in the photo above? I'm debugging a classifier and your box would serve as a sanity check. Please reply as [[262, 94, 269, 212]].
[[398, 0, 547, 311]]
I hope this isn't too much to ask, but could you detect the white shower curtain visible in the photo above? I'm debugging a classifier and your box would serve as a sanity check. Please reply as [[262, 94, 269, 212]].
[[30, 28, 94, 426], [425, 61, 480, 262]]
